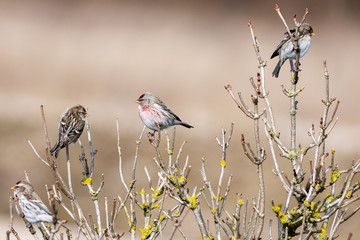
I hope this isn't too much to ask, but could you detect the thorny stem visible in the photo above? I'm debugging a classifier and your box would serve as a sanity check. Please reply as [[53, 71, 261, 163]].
[[128, 126, 146, 240], [255, 163, 265, 239], [85, 120, 96, 178], [117, 119, 128, 192], [290, 81, 297, 155], [104, 197, 109, 230], [249, 22, 290, 199], [112, 180, 135, 237], [66, 146, 73, 195], [253, 86, 265, 240], [193, 205, 208, 239], [78, 117, 103, 235], [115, 126, 146, 239], [8, 197, 21, 240], [86, 175, 104, 234], [248, 21, 269, 240], [168, 208, 190, 239], [214, 124, 233, 238], [133, 126, 146, 180], [321, 61, 332, 155], [242, 199, 248, 238]]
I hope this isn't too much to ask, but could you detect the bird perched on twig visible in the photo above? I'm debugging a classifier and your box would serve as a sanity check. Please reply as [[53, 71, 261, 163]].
[[136, 92, 193, 134], [50, 105, 87, 158], [12, 180, 54, 224], [12, 180, 69, 230], [271, 23, 315, 78]]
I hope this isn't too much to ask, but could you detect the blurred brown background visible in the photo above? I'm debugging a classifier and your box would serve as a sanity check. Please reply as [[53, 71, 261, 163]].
[[1, 0, 360, 238]]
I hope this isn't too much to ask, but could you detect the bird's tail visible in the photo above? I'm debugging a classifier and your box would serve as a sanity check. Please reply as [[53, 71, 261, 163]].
[[272, 59, 285, 78], [50, 142, 61, 158], [180, 122, 194, 129]]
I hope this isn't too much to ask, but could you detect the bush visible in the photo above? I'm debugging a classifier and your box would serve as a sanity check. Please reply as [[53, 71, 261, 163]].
[[7, 5, 359, 240]]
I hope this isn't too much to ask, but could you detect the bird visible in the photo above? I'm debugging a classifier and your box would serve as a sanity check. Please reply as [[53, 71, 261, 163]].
[[50, 105, 87, 158], [136, 92, 193, 133], [12, 180, 53, 224], [271, 23, 315, 78]]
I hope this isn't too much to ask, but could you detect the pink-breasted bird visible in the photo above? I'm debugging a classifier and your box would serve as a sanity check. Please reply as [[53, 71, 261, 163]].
[[136, 92, 193, 132]]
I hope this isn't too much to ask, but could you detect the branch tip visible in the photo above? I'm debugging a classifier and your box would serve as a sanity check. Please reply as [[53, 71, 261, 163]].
[[224, 84, 232, 91], [275, 3, 279, 11]]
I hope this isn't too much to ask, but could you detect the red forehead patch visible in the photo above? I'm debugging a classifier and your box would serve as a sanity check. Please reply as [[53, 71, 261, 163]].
[[16, 180, 21, 184], [139, 93, 145, 99]]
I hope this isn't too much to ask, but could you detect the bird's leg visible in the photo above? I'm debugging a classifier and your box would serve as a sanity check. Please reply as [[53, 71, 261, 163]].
[[147, 132, 155, 146], [156, 124, 161, 145]]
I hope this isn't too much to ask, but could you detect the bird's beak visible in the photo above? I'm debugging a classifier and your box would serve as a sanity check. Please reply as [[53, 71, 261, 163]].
[[84, 106, 88, 117], [311, 32, 315, 36], [136, 100, 140, 104], [11, 187, 15, 190]]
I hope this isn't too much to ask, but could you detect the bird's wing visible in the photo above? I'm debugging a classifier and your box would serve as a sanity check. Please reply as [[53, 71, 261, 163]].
[[271, 38, 287, 59], [270, 30, 294, 59], [58, 116, 74, 136], [30, 199, 52, 215], [156, 100, 182, 122], [74, 118, 86, 134], [167, 107, 182, 121]]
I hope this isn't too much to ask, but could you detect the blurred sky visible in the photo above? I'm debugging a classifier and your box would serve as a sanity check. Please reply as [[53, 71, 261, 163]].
[[1, 0, 360, 238]]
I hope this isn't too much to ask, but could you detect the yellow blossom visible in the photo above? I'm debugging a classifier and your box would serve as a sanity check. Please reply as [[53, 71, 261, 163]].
[[82, 177, 92, 185], [220, 160, 226, 167], [330, 170, 340, 183], [188, 196, 198, 209]]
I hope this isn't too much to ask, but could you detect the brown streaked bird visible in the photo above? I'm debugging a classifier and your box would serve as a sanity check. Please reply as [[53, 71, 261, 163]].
[[50, 105, 87, 158], [271, 23, 315, 78]]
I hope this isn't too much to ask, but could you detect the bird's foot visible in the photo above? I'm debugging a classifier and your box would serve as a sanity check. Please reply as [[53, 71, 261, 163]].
[[147, 132, 155, 145], [156, 125, 161, 145], [147, 131, 161, 147]]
